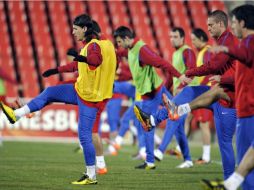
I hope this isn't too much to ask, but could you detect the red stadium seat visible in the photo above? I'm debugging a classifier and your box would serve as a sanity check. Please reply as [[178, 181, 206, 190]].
[[0, 2, 18, 97], [67, 1, 87, 21], [148, 1, 174, 60], [208, 1, 227, 13], [107, 1, 130, 29], [188, 1, 208, 32], [128, 1, 157, 51], [8, 1, 39, 97], [168, 1, 192, 46], [28, 1, 59, 87], [48, 1, 73, 61], [87, 1, 113, 41]]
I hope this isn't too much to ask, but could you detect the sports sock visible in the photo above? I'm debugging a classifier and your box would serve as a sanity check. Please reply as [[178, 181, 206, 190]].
[[224, 172, 244, 190], [86, 165, 96, 180], [202, 145, 211, 162], [178, 103, 191, 116], [176, 145, 181, 153], [115, 136, 123, 146], [154, 133, 162, 145], [96, 156, 106, 169], [108, 144, 116, 153], [139, 147, 146, 158], [150, 115, 156, 126], [146, 162, 155, 167], [14, 105, 30, 118]]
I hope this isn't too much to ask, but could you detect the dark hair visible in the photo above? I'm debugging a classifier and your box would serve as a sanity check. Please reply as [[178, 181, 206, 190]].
[[92, 20, 101, 34], [232, 4, 254, 30], [208, 10, 228, 27], [192, 28, 208, 42], [172, 27, 185, 38], [113, 26, 134, 39], [73, 14, 93, 28], [73, 14, 99, 42]]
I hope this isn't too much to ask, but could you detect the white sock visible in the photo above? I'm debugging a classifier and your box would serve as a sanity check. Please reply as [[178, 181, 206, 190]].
[[139, 147, 146, 158], [154, 134, 162, 145], [146, 162, 155, 167], [130, 124, 138, 136], [154, 149, 163, 160], [178, 103, 191, 116], [14, 105, 30, 118], [176, 145, 181, 153], [115, 136, 123, 146], [86, 165, 96, 180], [202, 145, 210, 162], [150, 115, 156, 126], [224, 172, 244, 190], [108, 145, 116, 153], [96, 156, 106, 169]]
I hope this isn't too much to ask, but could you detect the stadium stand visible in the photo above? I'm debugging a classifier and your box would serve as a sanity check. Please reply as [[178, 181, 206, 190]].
[[87, 1, 113, 41], [168, 1, 193, 46], [108, 1, 130, 29], [27, 1, 57, 88], [128, 1, 157, 51], [0, 2, 18, 97], [8, 1, 39, 97], [0, 0, 227, 99], [148, 1, 174, 60]]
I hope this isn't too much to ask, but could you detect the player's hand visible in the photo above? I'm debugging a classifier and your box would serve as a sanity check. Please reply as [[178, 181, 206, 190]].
[[67, 48, 78, 57], [42, 68, 58, 77], [208, 45, 228, 54], [209, 75, 221, 83], [73, 55, 87, 62], [67, 48, 87, 62], [179, 74, 192, 85]]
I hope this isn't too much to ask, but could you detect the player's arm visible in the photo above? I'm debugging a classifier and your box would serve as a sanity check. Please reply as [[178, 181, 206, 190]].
[[209, 75, 235, 86], [139, 45, 192, 85], [67, 42, 102, 70], [220, 75, 235, 85], [42, 61, 78, 78], [210, 40, 253, 67], [139, 45, 181, 77], [178, 49, 196, 89], [185, 51, 231, 77], [227, 41, 253, 67], [183, 49, 196, 70]]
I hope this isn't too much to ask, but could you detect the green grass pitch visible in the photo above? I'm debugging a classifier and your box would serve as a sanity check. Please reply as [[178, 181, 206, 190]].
[[0, 141, 224, 190]]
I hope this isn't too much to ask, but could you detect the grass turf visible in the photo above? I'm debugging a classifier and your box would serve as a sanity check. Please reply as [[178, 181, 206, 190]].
[[0, 141, 224, 190]]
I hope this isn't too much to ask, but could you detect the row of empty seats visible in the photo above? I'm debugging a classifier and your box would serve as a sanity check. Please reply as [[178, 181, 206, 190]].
[[0, 1, 227, 98]]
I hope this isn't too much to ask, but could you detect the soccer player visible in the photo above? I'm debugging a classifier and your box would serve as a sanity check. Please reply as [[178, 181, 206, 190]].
[[106, 54, 136, 155], [137, 10, 238, 179], [202, 4, 254, 190], [190, 28, 213, 164], [0, 14, 116, 185], [167, 10, 237, 179], [43, 20, 108, 175], [113, 26, 189, 169], [154, 27, 197, 168]]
